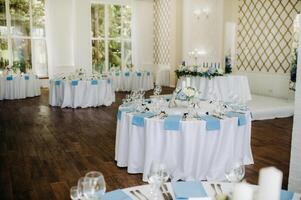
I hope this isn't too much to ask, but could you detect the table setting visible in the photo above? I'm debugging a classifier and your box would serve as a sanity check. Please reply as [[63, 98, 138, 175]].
[[0, 67, 40, 100], [49, 68, 115, 108], [110, 68, 154, 92], [69, 166, 301, 200], [175, 64, 252, 103], [115, 86, 253, 182]]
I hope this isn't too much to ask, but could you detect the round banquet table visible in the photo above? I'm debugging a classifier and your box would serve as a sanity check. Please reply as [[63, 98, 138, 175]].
[[49, 79, 115, 108], [177, 75, 252, 103], [0, 74, 40, 100], [104, 181, 301, 200], [115, 104, 254, 182], [111, 71, 154, 92]]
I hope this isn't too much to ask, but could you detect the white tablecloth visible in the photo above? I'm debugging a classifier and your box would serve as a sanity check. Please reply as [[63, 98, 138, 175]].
[[177, 75, 252, 103], [0, 74, 40, 100], [115, 109, 253, 182], [49, 79, 115, 108], [111, 71, 154, 91], [119, 182, 301, 200]]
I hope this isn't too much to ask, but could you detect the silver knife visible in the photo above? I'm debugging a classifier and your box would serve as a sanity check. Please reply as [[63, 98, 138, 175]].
[[160, 186, 169, 200], [163, 184, 173, 200], [130, 190, 142, 200], [135, 189, 149, 200]]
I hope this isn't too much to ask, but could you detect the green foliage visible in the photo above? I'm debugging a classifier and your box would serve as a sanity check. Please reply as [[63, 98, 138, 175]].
[[175, 69, 223, 80]]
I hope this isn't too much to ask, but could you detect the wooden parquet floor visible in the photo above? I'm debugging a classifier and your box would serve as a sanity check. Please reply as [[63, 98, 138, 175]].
[[0, 88, 292, 199]]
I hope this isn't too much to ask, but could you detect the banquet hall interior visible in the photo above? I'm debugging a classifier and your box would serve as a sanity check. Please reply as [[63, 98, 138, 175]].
[[0, 0, 301, 199]]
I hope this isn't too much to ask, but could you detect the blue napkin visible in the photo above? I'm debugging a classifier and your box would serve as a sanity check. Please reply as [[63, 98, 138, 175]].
[[91, 80, 98, 85], [25, 75, 30, 80], [172, 181, 208, 199], [55, 80, 61, 86], [200, 115, 220, 131], [226, 112, 246, 126], [136, 72, 142, 77], [6, 76, 13, 81], [164, 115, 182, 131], [125, 72, 130, 77], [103, 189, 132, 200], [281, 190, 294, 200], [132, 112, 155, 127], [71, 80, 78, 86], [117, 107, 135, 120]]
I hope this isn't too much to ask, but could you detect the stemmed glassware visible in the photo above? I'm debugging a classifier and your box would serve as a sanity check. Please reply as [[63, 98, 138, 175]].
[[147, 162, 170, 200], [225, 162, 245, 183], [70, 171, 106, 200], [153, 85, 162, 96]]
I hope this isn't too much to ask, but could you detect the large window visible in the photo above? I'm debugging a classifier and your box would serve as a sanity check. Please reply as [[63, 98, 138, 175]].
[[0, 0, 47, 77], [91, 3, 132, 73]]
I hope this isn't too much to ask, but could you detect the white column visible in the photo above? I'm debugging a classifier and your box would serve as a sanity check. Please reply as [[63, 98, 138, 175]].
[[288, 18, 301, 193]]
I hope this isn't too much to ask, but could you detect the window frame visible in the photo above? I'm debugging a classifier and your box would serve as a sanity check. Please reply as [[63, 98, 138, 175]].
[[0, 0, 47, 77], [91, 1, 132, 73]]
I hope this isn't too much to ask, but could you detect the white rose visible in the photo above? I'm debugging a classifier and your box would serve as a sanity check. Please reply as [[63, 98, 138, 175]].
[[217, 68, 224, 74]]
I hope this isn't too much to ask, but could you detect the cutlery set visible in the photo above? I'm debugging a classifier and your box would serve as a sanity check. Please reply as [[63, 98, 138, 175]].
[[160, 184, 173, 200], [130, 190, 149, 200]]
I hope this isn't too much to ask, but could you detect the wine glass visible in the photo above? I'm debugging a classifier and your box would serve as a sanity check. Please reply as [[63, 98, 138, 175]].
[[147, 163, 170, 200], [225, 163, 245, 183], [83, 171, 106, 199], [154, 85, 162, 96], [70, 186, 79, 200], [77, 177, 87, 199]]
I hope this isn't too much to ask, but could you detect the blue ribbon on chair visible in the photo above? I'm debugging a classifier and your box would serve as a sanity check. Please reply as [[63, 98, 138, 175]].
[[115, 72, 120, 76], [6, 76, 13, 81], [71, 80, 78, 86], [147, 72, 151, 76], [107, 79, 111, 84], [164, 115, 182, 131], [25, 75, 30, 80], [125, 72, 130, 77], [199, 115, 220, 131], [132, 112, 155, 127], [91, 80, 98, 85], [117, 107, 135, 120], [226, 111, 247, 126], [55, 80, 61, 86], [136, 72, 142, 77]]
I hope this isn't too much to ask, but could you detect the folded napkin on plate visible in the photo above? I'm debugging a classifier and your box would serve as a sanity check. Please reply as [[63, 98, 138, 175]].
[[164, 115, 182, 131], [199, 115, 220, 131], [103, 189, 132, 200], [132, 112, 155, 127], [172, 181, 208, 199], [281, 190, 294, 200], [226, 111, 247, 126], [117, 107, 135, 120]]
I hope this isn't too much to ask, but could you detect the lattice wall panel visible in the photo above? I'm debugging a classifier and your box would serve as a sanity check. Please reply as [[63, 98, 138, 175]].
[[153, 0, 171, 65], [236, 0, 300, 73]]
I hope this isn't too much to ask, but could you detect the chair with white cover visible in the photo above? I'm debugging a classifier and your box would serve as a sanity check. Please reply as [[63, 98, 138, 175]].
[[5, 75, 14, 99]]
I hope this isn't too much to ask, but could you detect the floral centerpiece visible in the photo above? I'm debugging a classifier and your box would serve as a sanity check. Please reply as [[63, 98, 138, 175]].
[[175, 64, 224, 79], [169, 87, 200, 108]]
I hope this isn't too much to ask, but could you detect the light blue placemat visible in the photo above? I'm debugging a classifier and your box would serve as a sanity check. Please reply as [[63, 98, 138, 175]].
[[117, 107, 135, 120], [226, 111, 247, 126], [103, 189, 132, 200], [172, 181, 208, 199], [199, 115, 220, 131], [281, 190, 294, 200], [132, 112, 155, 127], [164, 115, 182, 131]]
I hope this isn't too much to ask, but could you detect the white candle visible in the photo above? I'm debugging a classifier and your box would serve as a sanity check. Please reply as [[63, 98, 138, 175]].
[[258, 167, 283, 200], [233, 182, 253, 200]]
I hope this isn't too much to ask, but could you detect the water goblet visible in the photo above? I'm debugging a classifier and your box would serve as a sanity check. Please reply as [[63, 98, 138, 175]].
[[225, 163, 245, 183], [83, 171, 106, 200], [70, 186, 79, 200]]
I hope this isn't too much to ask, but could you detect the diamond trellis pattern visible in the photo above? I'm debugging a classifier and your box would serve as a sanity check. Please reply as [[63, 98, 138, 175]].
[[236, 0, 301, 73], [153, 0, 171, 65]]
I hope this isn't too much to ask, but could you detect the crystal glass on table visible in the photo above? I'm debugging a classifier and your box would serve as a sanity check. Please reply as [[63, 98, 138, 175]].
[[147, 162, 170, 200], [153, 85, 162, 96], [225, 163, 245, 183], [83, 171, 106, 199]]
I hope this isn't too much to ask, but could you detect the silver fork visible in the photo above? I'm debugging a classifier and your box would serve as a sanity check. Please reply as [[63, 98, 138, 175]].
[[130, 190, 142, 200], [210, 183, 218, 196], [135, 189, 149, 200], [163, 184, 173, 200], [160, 186, 169, 200], [216, 183, 223, 194]]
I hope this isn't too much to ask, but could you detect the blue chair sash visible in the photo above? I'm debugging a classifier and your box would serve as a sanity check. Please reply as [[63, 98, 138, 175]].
[[55, 80, 61, 86], [136, 72, 142, 77], [125, 72, 130, 77], [25, 75, 30, 80], [107, 79, 111, 84], [199, 115, 220, 131], [115, 72, 120, 76], [147, 72, 151, 76], [226, 112, 247, 126], [164, 115, 182, 131], [117, 107, 135, 120], [71, 80, 78, 86], [91, 80, 98, 85], [132, 112, 155, 127], [6, 76, 13, 81]]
